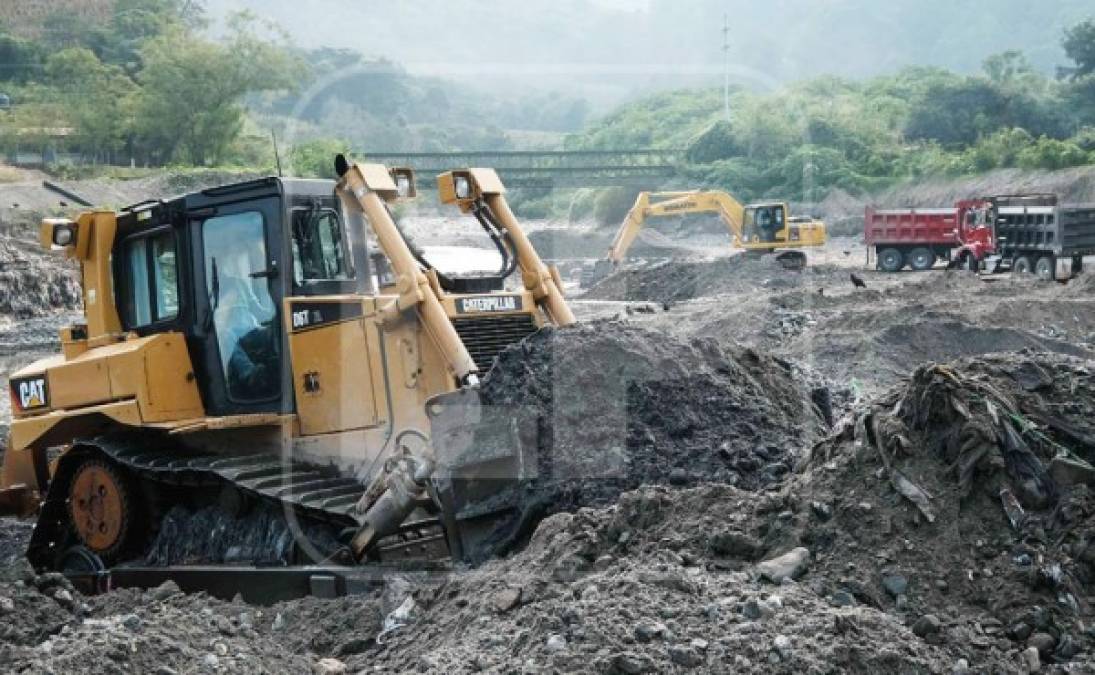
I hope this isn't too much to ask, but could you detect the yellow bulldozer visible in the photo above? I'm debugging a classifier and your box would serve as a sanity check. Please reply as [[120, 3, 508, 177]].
[[0, 156, 574, 593], [586, 190, 827, 285]]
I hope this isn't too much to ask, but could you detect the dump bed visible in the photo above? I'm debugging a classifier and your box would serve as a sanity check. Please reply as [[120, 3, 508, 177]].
[[995, 203, 1095, 257], [864, 207, 960, 246], [1059, 204, 1095, 256]]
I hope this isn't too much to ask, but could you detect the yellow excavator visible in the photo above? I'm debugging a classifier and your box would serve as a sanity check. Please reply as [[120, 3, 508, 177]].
[[0, 156, 575, 594], [587, 190, 827, 285]]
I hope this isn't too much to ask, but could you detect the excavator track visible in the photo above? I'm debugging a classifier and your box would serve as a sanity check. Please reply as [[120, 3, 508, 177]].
[[28, 434, 448, 571]]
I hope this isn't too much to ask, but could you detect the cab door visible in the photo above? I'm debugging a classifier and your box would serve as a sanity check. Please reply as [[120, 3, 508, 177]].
[[190, 197, 288, 416]]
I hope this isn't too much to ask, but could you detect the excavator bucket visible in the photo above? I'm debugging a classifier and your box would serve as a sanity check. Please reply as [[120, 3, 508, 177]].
[[776, 250, 808, 271], [426, 388, 538, 562], [580, 259, 616, 288]]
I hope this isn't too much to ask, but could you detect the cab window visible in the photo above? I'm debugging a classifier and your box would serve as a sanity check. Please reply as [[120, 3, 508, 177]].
[[291, 207, 353, 286], [121, 229, 178, 327]]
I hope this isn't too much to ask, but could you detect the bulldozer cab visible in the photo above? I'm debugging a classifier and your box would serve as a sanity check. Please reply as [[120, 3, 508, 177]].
[[113, 177, 367, 417]]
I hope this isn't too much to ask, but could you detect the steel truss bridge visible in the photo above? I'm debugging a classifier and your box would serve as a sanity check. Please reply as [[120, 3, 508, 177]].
[[358, 149, 682, 189]]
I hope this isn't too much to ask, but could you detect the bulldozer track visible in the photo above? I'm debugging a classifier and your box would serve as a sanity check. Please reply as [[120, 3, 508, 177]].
[[29, 434, 447, 569]]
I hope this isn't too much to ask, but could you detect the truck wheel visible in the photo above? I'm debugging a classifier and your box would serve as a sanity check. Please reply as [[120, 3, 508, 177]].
[[878, 248, 904, 273], [908, 247, 935, 271], [1013, 255, 1034, 275], [1035, 255, 1056, 281]]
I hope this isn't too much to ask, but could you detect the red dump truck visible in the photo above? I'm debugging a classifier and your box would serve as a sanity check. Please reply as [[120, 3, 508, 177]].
[[867, 196, 1094, 280], [864, 207, 963, 272]]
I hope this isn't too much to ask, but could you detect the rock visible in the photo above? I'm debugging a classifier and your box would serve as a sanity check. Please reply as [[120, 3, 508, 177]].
[[202, 654, 219, 670], [213, 642, 229, 657], [952, 658, 970, 675], [492, 587, 522, 613], [120, 614, 142, 631], [0, 595, 13, 613], [314, 657, 347, 675], [911, 614, 941, 638], [546, 634, 567, 652], [756, 547, 810, 583], [691, 638, 709, 651], [741, 598, 779, 620], [610, 652, 652, 674], [668, 468, 689, 485], [895, 594, 909, 612], [810, 500, 833, 521], [151, 580, 181, 601], [708, 531, 761, 559], [772, 634, 792, 660], [1048, 455, 1095, 487], [634, 621, 666, 643], [553, 554, 585, 582], [668, 644, 703, 668], [272, 612, 286, 631], [156, 667, 179, 675], [830, 590, 856, 607], [1029, 632, 1055, 656], [215, 615, 236, 636], [1010, 622, 1033, 641], [1022, 646, 1041, 673], [881, 574, 908, 598], [52, 588, 74, 610]]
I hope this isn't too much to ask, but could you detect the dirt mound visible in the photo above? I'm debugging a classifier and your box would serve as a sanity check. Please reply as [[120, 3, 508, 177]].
[[877, 165, 1095, 208], [461, 323, 829, 558], [362, 351, 1095, 672], [583, 256, 847, 303]]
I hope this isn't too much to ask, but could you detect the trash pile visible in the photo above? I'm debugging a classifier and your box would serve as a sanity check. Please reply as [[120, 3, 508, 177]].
[[795, 351, 1095, 668], [0, 238, 80, 319]]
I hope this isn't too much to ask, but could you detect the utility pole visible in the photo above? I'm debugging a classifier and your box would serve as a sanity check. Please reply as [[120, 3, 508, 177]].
[[722, 13, 732, 123]]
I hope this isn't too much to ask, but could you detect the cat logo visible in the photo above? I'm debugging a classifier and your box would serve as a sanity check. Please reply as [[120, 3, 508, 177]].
[[12, 376, 49, 411], [456, 295, 522, 314]]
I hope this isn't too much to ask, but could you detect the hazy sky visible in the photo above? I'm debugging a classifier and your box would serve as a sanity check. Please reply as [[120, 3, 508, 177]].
[[205, 0, 1090, 106]]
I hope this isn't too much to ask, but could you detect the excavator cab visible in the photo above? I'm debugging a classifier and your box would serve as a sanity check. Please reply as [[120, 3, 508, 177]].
[[743, 203, 788, 244]]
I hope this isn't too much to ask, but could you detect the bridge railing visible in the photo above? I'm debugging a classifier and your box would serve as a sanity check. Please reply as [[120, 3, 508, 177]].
[[357, 149, 682, 188]]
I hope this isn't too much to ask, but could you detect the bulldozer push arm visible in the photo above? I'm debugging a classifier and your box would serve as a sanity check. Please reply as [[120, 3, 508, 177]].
[[436, 167, 575, 326], [333, 158, 574, 558]]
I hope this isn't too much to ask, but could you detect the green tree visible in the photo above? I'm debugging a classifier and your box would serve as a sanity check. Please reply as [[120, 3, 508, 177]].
[[0, 20, 45, 84], [45, 48, 137, 162], [288, 137, 347, 178], [1063, 19, 1095, 77], [134, 14, 303, 165], [982, 50, 1035, 86]]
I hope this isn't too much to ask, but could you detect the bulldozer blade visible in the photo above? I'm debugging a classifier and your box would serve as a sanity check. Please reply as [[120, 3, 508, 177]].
[[0, 483, 38, 517], [426, 387, 537, 561]]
